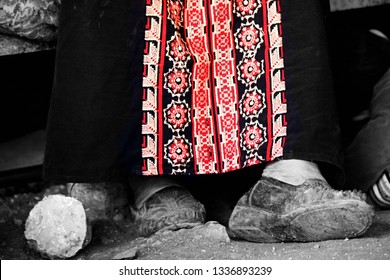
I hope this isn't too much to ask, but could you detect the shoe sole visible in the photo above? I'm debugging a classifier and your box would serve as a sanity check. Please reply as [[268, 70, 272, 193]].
[[287, 199, 375, 242], [229, 199, 375, 242], [135, 209, 206, 237]]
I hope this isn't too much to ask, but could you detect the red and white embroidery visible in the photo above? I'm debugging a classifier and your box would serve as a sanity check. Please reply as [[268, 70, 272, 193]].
[[210, 0, 241, 172], [262, 0, 287, 160], [164, 100, 190, 131], [141, 0, 165, 175], [236, 23, 263, 53], [164, 0, 193, 173], [240, 88, 265, 118], [168, 35, 190, 63], [245, 155, 262, 167], [238, 58, 264, 83], [141, 0, 287, 175], [241, 121, 266, 151], [235, 0, 261, 17], [235, 0, 287, 165], [185, 0, 219, 174], [164, 67, 191, 96], [165, 136, 192, 166], [167, 0, 184, 29], [235, 0, 267, 163]]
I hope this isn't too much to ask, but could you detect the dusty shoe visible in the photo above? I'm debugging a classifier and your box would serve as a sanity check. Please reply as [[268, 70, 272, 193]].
[[229, 177, 375, 242], [130, 187, 206, 237], [67, 182, 130, 223]]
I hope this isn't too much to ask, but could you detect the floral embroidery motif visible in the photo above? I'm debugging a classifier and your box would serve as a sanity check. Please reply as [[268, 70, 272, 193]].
[[235, 0, 261, 17], [241, 122, 266, 151], [238, 58, 264, 83], [240, 89, 265, 118], [164, 101, 190, 131], [236, 23, 263, 53], [165, 137, 192, 166], [164, 67, 191, 95], [168, 34, 190, 63]]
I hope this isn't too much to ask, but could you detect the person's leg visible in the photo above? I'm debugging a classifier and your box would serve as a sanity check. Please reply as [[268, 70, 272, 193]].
[[344, 67, 390, 210], [44, 0, 144, 183], [43, 0, 205, 236], [43, 0, 142, 225], [228, 0, 375, 242]]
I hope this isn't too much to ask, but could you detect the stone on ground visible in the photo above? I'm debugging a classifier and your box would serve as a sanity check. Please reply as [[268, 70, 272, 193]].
[[24, 194, 91, 259]]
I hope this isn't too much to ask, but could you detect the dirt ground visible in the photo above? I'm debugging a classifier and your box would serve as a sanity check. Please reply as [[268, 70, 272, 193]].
[[1, 182, 389, 260]]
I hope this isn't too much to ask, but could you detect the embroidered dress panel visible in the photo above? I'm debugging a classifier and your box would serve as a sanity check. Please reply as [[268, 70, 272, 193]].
[[141, 0, 287, 175]]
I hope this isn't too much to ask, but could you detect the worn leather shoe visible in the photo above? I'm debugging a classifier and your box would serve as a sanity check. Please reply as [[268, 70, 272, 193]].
[[229, 177, 375, 242], [130, 187, 206, 237]]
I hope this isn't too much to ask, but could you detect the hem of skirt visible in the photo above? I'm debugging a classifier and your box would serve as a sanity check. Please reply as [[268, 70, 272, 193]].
[[43, 151, 343, 185]]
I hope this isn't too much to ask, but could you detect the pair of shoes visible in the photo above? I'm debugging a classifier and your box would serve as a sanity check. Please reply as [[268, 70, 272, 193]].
[[228, 177, 376, 242], [130, 187, 206, 237], [67, 182, 130, 223]]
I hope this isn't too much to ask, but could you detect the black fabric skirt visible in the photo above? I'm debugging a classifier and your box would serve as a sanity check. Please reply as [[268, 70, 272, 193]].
[[43, 0, 343, 185]]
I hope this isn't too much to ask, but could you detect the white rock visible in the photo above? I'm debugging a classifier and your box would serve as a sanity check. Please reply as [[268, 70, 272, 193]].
[[24, 195, 91, 259]]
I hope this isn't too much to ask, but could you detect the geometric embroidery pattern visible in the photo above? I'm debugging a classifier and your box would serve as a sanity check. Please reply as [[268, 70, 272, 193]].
[[210, 0, 241, 172], [261, 0, 287, 160], [185, 0, 219, 173], [141, 0, 287, 175], [141, 0, 165, 175]]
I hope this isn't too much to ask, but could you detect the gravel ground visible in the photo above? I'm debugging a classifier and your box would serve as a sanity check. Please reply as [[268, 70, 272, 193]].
[[1, 183, 390, 260]]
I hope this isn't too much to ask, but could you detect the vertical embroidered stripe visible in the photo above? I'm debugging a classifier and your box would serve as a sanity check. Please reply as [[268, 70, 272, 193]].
[[262, 0, 287, 161], [185, 0, 219, 173], [210, 0, 241, 172], [142, 0, 166, 175]]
